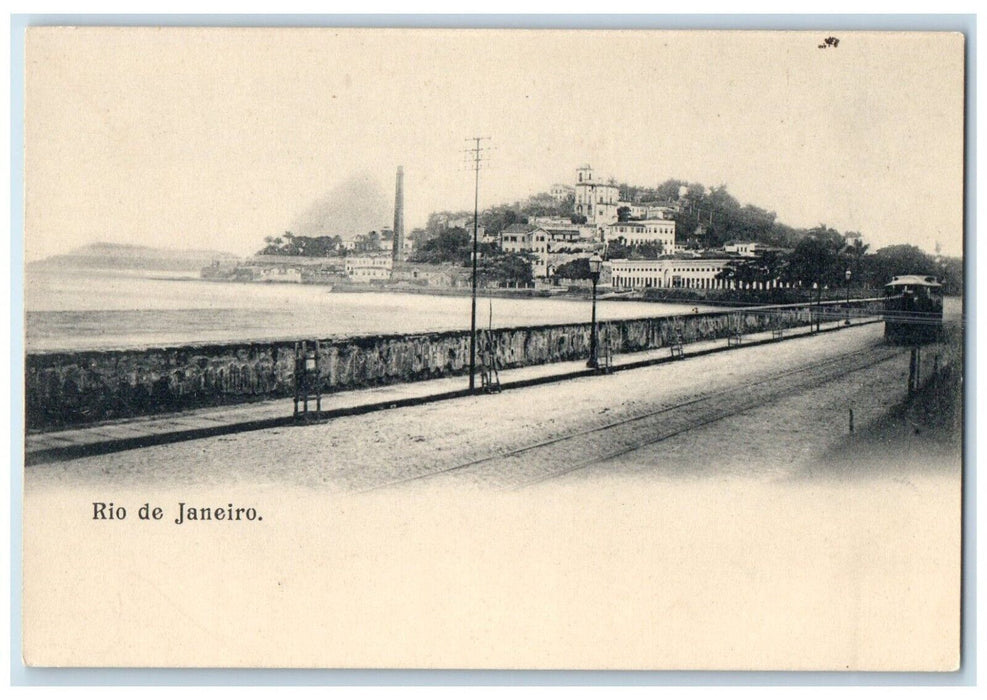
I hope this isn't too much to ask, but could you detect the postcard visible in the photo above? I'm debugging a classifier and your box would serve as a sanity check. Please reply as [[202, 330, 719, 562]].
[[21, 27, 964, 670]]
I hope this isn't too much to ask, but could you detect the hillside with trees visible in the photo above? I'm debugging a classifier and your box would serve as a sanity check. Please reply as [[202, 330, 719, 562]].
[[408, 225, 535, 287], [619, 180, 804, 250], [257, 231, 346, 257], [253, 176, 962, 297], [710, 229, 961, 297]]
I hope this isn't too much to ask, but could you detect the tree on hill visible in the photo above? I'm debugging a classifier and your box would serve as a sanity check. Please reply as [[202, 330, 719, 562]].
[[480, 206, 528, 237], [551, 257, 593, 281], [767, 222, 803, 249], [938, 256, 963, 296], [604, 237, 664, 260], [477, 251, 535, 288], [655, 179, 687, 203], [424, 210, 473, 239], [420, 179, 952, 293], [520, 192, 573, 219], [258, 232, 344, 257], [863, 244, 937, 288], [782, 226, 845, 289], [410, 227, 473, 265]]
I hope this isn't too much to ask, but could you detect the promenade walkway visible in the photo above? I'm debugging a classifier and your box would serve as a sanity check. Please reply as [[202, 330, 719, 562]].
[[25, 317, 878, 465]]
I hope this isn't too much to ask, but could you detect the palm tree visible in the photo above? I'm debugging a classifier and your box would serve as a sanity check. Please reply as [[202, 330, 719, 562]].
[[844, 234, 870, 287]]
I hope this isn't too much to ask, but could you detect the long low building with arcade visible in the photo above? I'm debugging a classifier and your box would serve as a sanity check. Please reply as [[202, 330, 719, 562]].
[[605, 257, 787, 290]]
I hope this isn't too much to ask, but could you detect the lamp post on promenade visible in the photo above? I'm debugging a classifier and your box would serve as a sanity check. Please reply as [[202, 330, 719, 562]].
[[587, 254, 602, 369], [814, 280, 822, 333], [844, 268, 852, 325]]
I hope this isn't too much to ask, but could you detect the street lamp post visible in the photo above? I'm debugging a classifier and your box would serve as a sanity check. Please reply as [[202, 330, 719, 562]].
[[844, 268, 852, 325], [587, 254, 602, 369], [814, 281, 821, 333]]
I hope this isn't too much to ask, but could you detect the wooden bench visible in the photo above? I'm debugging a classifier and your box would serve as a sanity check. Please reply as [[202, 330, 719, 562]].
[[669, 330, 685, 359]]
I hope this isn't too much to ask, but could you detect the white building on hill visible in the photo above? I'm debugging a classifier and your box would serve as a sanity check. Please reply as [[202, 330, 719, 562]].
[[574, 165, 619, 225], [605, 219, 676, 250], [500, 224, 550, 277], [550, 183, 574, 202], [501, 223, 602, 278], [723, 241, 767, 257]]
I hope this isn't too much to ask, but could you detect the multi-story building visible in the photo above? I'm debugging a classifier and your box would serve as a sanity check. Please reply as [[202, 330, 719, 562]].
[[605, 219, 676, 250], [345, 254, 393, 281], [615, 202, 674, 220], [500, 223, 602, 278], [644, 204, 676, 219], [574, 165, 620, 225], [541, 225, 583, 249], [500, 223, 543, 253], [530, 217, 598, 240], [549, 183, 574, 202], [500, 224, 550, 277]]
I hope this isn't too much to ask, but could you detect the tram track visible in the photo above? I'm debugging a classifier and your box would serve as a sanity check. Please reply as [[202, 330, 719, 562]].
[[357, 341, 907, 493]]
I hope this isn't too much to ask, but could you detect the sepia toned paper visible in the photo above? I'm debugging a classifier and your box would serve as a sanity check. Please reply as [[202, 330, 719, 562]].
[[21, 27, 964, 670]]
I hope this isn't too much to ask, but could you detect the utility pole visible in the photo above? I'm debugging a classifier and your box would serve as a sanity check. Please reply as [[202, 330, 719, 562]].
[[466, 137, 490, 391]]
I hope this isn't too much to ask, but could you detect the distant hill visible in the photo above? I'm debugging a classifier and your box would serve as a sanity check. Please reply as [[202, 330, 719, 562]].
[[28, 242, 240, 272]]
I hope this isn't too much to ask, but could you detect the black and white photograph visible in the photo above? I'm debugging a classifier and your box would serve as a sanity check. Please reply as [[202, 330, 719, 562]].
[[19, 26, 965, 670]]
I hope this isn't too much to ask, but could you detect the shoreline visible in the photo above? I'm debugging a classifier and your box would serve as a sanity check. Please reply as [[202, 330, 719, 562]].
[[190, 272, 889, 306], [35, 265, 891, 306], [194, 274, 644, 303]]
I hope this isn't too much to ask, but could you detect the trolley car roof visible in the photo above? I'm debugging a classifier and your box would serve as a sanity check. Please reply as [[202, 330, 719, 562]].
[[885, 275, 941, 288]]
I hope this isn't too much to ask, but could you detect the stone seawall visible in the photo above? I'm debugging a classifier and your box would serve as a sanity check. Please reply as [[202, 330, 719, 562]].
[[25, 299, 883, 430]]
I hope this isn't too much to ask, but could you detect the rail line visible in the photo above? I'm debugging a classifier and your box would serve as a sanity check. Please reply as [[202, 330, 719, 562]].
[[356, 341, 908, 493]]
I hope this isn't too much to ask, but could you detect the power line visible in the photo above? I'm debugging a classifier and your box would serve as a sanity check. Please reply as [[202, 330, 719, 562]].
[[465, 136, 491, 392]]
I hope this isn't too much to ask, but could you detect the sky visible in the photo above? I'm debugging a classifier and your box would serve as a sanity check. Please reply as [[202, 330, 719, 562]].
[[24, 28, 966, 261]]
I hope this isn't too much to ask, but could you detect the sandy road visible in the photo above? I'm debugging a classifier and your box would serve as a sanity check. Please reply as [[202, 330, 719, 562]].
[[21, 320, 963, 670], [26, 322, 952, 495], [376, 343, 908, 492]]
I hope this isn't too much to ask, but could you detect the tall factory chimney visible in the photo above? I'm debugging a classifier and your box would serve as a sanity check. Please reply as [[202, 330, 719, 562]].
[[392, 166, 405, 262]]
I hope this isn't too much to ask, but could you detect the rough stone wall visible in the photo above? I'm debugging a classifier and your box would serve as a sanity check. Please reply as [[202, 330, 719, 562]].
[[25, 299, 882, 430]]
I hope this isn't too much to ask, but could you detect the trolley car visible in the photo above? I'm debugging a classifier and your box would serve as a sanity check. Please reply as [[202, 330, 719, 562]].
[[883, 275, 943, 345]]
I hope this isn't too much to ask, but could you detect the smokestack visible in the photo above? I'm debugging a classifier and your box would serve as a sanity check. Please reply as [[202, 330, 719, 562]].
[[392, 166, 405, 262]]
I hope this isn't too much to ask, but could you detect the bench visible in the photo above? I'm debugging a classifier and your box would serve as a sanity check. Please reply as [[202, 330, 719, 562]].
[[669, 331, 685, 359]]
